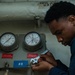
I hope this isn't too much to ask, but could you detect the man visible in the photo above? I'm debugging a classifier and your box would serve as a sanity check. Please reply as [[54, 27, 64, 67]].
[[32, 1, 75, 75]]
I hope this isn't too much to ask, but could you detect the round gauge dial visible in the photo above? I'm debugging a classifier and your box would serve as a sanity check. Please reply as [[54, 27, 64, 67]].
[[0, 32, 18, 52], [23, 31, 43, 52], [25, 33, 40, 46], [1, 33, 15, 47]]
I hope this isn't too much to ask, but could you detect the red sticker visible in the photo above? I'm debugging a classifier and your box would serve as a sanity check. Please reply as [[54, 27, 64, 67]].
[[2, 53, 13, 59], [27, 53, 38, 58]]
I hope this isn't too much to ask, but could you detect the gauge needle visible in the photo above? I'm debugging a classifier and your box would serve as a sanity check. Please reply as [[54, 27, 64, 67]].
[[3, 36, 12, 45], [27, 34, 34, 44], [33, 37, 38, 43], [32, 34, 34, 43], [28, 39, 33, 44]]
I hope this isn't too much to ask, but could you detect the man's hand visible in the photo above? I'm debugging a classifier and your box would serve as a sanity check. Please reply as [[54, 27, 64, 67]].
[[38, 51, 57, 66], [32, 61, 54, 71]]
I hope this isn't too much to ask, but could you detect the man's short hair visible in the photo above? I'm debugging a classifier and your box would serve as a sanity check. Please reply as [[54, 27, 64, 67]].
[[44, 1, 75, 24]]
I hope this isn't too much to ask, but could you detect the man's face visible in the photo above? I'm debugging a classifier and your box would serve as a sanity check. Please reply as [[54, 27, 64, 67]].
[[48, 17, 75, 46]]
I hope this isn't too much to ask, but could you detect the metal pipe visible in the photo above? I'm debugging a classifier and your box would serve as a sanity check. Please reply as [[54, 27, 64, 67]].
[[34, 16, 41, 28]]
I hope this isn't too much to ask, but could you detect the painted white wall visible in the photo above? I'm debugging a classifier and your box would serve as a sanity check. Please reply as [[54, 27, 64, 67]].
[[0, 20, 71, 75]]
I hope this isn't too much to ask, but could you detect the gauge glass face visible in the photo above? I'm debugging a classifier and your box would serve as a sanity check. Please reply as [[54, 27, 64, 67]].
[[25, 33, 41, 46], [0, 33, 16, 47]]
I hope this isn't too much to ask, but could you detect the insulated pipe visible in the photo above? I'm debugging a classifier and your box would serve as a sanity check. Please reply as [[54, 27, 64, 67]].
[[0, 2, 49, 21]]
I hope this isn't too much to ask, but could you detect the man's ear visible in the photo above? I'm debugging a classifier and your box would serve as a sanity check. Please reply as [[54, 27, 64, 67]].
[[67, 15, 75, 26], [67, 15, 75, 22]]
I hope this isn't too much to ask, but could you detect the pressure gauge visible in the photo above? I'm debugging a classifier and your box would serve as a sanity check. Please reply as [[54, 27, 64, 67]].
[[23, 31, 43, 52], [0, 32, 18, 52]]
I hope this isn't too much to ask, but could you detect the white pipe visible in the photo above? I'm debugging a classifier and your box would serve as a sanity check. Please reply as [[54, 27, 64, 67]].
[[0, 2, 49, 21]]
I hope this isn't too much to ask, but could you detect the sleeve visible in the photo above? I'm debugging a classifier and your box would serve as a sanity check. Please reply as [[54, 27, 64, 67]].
[[48, 67, 68, 75], [56, 60, 68, 72], [48, 60, 68, 75]]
